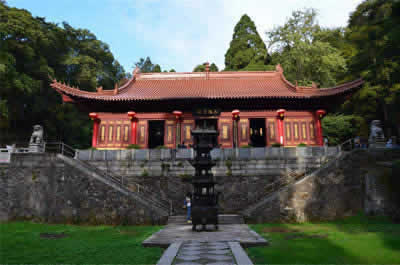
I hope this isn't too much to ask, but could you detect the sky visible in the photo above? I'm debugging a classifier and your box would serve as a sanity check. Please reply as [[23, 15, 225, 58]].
[[8, 0, 364, 73]]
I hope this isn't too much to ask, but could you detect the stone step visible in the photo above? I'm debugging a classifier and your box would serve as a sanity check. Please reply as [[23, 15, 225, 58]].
[[167, 214, 244, 225]]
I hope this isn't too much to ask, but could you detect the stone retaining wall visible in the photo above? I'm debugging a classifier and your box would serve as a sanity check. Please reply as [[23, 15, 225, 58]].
[[83, 149, 337, 214], [2, 149, 399, 224], [0, 153, 164, 224], [246, 149, 400, 223]]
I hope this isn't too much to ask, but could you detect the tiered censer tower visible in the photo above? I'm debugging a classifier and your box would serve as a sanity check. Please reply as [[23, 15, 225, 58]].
[[190, 119, 219, 231]]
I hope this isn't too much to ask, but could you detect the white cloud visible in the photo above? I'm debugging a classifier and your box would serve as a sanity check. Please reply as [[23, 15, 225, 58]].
[[109, 0, 363, 72]]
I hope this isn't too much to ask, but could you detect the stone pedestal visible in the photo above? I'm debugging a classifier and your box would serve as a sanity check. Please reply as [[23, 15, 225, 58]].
[[29, 143, 44, 153]]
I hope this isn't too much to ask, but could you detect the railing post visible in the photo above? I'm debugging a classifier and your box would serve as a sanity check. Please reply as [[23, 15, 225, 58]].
[[61, 143, 64, 156]]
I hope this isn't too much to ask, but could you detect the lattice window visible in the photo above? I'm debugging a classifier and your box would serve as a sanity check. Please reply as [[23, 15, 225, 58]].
[[222, 124, 229, 140], [294, 123, 299, 140], [100, 125, 106, 142], [301, 122, 307, 140], [285, 122, 291, 140], [166, 125, 174, 144], [123, 125, 129, 142], [116, 126, 121, 141], [268, 122, 276, 141], [309, 122, 315, 140]]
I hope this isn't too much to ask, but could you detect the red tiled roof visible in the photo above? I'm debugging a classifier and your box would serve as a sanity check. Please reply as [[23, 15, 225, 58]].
[[50, 66, 363, 102]]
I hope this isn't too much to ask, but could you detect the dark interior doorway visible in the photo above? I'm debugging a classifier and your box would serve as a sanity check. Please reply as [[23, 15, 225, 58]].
[[250, 118, 266, 147], [148, 120, 165, 148]]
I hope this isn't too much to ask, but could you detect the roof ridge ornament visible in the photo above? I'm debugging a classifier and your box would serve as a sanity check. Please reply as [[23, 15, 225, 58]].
[[311, 82, 318, 89], [276, 64, 283, 73], [113, 83, 118, 95], [133, 66, 141, 76]]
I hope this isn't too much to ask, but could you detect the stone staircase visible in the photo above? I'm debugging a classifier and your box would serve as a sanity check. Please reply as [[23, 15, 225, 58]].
[[58, 154, 170, 217], [167, 214, 244, 225], [241, 151, 347, 217]]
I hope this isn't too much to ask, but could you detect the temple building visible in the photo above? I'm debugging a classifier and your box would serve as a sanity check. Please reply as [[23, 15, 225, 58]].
[[50, 64, 363, 149]]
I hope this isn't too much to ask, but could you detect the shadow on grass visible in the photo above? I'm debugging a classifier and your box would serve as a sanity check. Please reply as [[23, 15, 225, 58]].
[[249, 221, 365, 264], [248, 151, 400, 264], [0, 222, 164, 264]]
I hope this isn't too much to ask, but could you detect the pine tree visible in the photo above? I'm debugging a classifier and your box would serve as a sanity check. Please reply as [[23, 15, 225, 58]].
[[210, 63, 219, 72], [153, 64, 161, 72], [224, 14, 269, 71]]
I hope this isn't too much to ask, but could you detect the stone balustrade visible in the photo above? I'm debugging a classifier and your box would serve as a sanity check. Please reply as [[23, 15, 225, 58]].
[[76, 146, 341, 161]]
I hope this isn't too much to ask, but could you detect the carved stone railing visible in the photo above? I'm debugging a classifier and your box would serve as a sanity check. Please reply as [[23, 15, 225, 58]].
[[76, 146, 341, 161]]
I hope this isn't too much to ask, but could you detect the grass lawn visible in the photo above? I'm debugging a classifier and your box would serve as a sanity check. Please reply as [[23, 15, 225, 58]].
[[0, 222, 164, 264], [248, 215, 400, 264]]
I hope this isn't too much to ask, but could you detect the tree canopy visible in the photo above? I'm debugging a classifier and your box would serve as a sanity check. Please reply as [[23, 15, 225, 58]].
[[0, 2, 127, 147], [342, 0, 400, 137], [193, 63, 219, 72], [224, 14, 270, 71], [266, 9, 347, 87]]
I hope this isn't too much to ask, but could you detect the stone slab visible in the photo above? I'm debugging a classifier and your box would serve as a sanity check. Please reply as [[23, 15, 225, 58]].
[[135, 150, 149, 161], [250, 148, 265, 159], [156, 240, 256, 265], [228, 242, 254, 265], [156, 242, 182, 265], [210, 149, 222, 160], [176, 149, 193, 160], [150, 150, 162, 161], [142, 224, 268, 248]]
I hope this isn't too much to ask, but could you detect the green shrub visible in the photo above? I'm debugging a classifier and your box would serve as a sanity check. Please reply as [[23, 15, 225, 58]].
[[322, 114, 367, 146], [297, 143, 307, 147], [179, 174, 192, 182], [141, 169, 149, 177], [161, 163, 170, 171], [155, 145, 167, 149], [392, 160, 400, 204], [240, 144, 252, 148], [126, 144, 141, 149], [271, 143, 282, 147], [225, 159, 232, 169]]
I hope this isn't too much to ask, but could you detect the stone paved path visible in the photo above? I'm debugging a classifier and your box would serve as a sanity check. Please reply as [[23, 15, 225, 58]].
[[156, 241, 255, 265], [174, 241, 235, 265], [143, 224, 268, 248]]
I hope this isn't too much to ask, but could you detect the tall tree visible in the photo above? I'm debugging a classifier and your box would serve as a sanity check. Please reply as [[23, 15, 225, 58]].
[[153, 64, 161, 73], [344, 0, 400, 136], [266, 9, 347, 87], [210, 63, 219, 72], [135, 57, 163, 73], [224, 14, 269, 71], [0, 2, 127, 147]]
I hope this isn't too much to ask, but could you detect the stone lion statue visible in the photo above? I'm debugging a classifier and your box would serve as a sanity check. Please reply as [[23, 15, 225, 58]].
[[369, 120, 385, 142], [29, 125, 44, 145]]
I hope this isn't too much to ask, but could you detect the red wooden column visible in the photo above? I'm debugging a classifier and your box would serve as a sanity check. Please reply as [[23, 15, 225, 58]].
[[315, 109, 326, 146], [127, 111, 137, 145], [173, 110, 183, 148], [232, 109, 240, 148], [89, 113, 100, 148], [276, 109, 286, 146]]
